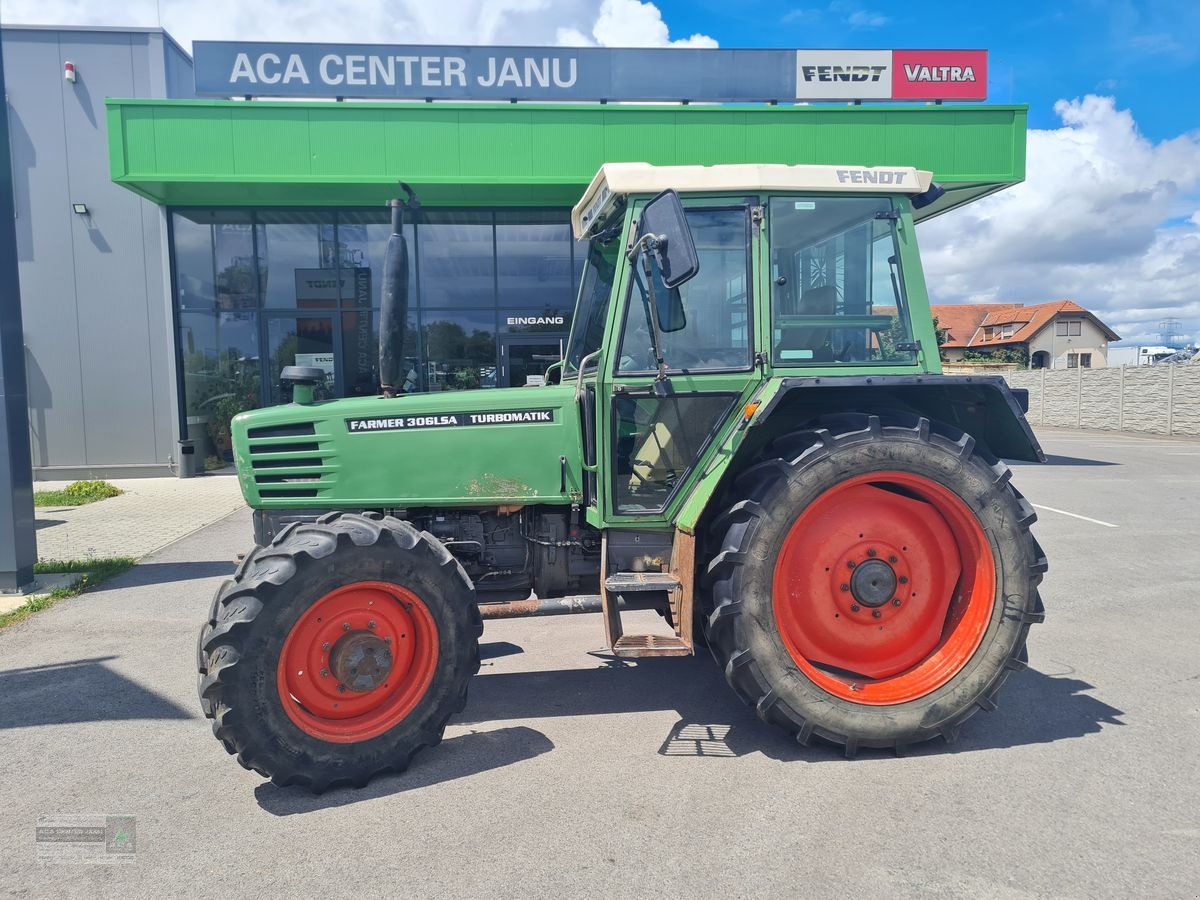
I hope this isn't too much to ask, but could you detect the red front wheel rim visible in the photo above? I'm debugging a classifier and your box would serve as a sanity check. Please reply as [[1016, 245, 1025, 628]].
[[772, 471, 996, 705], [277, 581, 439, 743]]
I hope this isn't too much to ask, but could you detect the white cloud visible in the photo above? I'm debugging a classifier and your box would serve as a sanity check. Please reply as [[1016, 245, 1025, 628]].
[[846, 9, 889, 28], [562, 0, 718, 47], [826, 1, 889, 30], [0, 0, 714, 49], [920, 96, 1200, 345]]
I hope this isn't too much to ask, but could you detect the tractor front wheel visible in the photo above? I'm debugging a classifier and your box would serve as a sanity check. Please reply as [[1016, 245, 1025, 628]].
[[706, 415, 1046, 755], [197, 513, 481, 791]]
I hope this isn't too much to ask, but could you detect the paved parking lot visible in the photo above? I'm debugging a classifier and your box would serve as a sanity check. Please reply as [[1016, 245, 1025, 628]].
[[1, 429, 1198, 898]]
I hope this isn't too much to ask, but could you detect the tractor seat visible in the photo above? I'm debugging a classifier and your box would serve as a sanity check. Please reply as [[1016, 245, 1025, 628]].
[[777, 285, 838, 362]]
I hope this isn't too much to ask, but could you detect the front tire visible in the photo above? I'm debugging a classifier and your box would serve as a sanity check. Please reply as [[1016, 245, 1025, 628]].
[[706, 415, 1046, 755], [198, 513, 481, 791]]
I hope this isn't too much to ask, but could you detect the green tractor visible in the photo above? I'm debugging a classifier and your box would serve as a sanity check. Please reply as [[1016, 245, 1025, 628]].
[[197, 163, 1046, 791]]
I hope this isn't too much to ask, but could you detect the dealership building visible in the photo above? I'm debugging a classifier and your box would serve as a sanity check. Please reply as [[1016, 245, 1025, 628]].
[[3, 25, 1024, 477]]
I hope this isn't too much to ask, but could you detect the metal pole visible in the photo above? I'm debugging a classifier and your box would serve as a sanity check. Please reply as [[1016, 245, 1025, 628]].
[[0, 31, 38, 592]]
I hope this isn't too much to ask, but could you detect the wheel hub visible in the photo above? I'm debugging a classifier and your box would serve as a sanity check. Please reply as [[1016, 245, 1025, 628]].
[[329, 631, 393, 692], [277, 581, 439, 743], [849, 559, 897, 608]]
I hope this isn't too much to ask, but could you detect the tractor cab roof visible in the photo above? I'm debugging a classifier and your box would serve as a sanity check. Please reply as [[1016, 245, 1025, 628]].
[[571, 162, 934, 238]]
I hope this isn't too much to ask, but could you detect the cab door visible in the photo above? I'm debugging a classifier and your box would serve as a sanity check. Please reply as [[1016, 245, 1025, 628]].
[[597, 199, 763, 527]]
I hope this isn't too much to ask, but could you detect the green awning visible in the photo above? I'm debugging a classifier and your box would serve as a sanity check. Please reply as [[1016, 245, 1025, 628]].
[[107, 99, 1026, 215]]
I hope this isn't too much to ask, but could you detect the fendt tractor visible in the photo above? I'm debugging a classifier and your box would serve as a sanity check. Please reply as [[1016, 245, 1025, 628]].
[[197, 163, 1047, 791]]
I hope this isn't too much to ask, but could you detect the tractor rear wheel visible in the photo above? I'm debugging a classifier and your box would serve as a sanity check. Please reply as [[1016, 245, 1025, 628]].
[[706, 415, 1046, 755], [197, 512, 481, 791]]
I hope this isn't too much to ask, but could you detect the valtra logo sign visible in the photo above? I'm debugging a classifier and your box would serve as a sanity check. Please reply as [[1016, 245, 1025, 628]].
[[892, 50, 987, 100], [795, 49, 986, 101]]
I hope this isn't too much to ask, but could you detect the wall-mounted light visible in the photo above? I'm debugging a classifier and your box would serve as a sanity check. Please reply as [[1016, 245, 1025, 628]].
[[72, 203, 89, 215], [64, 61, 77, 83]]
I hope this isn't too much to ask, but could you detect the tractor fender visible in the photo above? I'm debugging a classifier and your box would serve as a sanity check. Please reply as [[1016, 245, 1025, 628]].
[[675, 374, 1043, 534]]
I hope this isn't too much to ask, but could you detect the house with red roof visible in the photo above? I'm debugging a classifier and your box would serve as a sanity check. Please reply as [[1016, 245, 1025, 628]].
[[932, 301, 1121, 369]]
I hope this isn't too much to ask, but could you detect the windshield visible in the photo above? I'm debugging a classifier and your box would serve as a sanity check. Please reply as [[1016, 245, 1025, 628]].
[[769, 196, 917, 366], [564, 238, 619, 373]]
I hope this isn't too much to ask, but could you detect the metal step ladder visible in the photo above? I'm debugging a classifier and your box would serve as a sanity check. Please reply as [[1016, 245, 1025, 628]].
[[600, 533, 696, 658]]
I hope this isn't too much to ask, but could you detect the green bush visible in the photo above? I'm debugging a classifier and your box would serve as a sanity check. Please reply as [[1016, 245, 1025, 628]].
[[33, 480, 123, 508], [63, 480, 122, 503]]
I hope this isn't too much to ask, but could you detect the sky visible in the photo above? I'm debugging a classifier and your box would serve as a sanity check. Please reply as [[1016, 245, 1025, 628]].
[[3, 0, 1199, 345]]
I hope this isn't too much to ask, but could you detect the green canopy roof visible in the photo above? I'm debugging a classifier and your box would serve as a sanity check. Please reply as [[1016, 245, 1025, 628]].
[[107, 99, 1026, 216]]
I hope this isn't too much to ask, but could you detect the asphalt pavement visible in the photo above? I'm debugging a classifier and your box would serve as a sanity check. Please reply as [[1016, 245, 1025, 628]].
[[1, 429, 1197, 898]]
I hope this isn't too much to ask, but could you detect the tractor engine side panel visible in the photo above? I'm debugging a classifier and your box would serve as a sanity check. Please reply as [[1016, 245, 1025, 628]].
[[251, 506, 601, 602]]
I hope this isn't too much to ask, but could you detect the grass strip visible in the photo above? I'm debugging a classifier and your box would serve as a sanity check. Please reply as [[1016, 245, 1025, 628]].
[[0, 557, 137, 631]]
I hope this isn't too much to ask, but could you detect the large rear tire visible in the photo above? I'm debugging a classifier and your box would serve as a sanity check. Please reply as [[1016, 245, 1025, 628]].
[[706, 415, 1046, 755], [197, 512, 481, 791]]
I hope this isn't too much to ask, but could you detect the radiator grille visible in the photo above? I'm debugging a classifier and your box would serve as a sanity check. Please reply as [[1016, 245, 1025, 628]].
[[245, 422, 335, 499]]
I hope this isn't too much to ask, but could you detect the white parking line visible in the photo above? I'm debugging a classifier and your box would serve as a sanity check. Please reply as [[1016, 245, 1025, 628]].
[[1032, 504, 1118, 528]]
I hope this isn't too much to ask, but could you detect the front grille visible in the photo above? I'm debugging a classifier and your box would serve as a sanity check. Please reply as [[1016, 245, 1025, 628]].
[[248, 423, 316, 438], [244, 421, 336, 499]]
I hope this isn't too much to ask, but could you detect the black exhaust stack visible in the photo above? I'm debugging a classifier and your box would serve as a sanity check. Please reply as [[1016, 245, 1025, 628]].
[[379, 182, 419, 397]]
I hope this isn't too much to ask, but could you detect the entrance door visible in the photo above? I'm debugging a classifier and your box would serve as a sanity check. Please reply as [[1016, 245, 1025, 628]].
[[264, 312, 340, 404], [499, 334, 564, 388]]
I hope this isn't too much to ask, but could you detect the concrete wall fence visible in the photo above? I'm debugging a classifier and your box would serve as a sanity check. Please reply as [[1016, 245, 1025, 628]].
[[1007, 366, 1200, 437]]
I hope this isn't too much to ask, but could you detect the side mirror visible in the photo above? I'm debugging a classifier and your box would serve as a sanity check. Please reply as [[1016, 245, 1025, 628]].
[[638, 190, 699, 289], [658, 286, 687, 333]]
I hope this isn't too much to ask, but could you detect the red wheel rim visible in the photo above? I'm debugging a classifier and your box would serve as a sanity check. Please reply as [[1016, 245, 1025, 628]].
[[772, 471, 995, 705], [277, 581, 439, 743]]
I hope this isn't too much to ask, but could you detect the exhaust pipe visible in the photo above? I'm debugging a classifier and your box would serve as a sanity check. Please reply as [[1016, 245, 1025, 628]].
[[379, 182, 419, 397]]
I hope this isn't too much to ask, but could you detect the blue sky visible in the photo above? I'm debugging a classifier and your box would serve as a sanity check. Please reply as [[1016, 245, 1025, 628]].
[[654, 0, 1200, 140]]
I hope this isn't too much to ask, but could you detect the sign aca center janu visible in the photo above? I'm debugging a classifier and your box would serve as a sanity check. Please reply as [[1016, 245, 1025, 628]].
[[192, 43, 987, 102]]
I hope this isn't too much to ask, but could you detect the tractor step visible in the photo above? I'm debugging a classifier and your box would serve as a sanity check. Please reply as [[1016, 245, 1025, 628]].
[[613, 634, 691, 657], [604, 572, 681, 593], [600, 532, 697, 658]]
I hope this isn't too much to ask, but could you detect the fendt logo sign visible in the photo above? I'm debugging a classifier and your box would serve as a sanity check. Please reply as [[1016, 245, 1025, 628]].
[[795, 49, 986, 101], [193, 42, 987, 103]]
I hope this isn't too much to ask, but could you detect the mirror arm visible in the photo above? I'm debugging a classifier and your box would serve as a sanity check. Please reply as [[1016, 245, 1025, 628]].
[[639, 251, 670, 386]]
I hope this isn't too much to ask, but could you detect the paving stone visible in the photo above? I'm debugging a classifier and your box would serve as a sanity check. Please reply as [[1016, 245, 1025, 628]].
[[34, 473, 246, 562]]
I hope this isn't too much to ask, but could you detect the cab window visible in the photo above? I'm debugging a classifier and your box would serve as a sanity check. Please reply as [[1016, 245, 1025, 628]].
[[564, 239, 619, 373], [769, 196, 916, 366], [617, 207, 751, 374]]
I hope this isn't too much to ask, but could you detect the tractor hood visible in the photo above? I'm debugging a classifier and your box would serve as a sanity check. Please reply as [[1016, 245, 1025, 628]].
[[231, 385, 583, 509]]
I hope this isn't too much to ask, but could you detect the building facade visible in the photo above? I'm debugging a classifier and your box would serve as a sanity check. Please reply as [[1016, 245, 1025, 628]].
[[3, 25, 193, 477], [934, 300, 1119, 369], [6, 27, 1030, 476]]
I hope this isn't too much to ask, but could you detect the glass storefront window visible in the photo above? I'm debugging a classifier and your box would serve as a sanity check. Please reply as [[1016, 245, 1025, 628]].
[[495, 211, 574, 310], [171, 207, 582, 436], [178, 310, 261, 463], [259, 211, 338, 309], [422, 310, 497, 391], [334, 209, 416, 311], [172, 215, 217, 311], [418, 211, 495, 308], [341, 310, 419, 397], [265, 314, 338, 405]]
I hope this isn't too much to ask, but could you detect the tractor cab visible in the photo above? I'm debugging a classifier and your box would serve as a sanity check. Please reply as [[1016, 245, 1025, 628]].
[[563, 163, 948, 527]]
